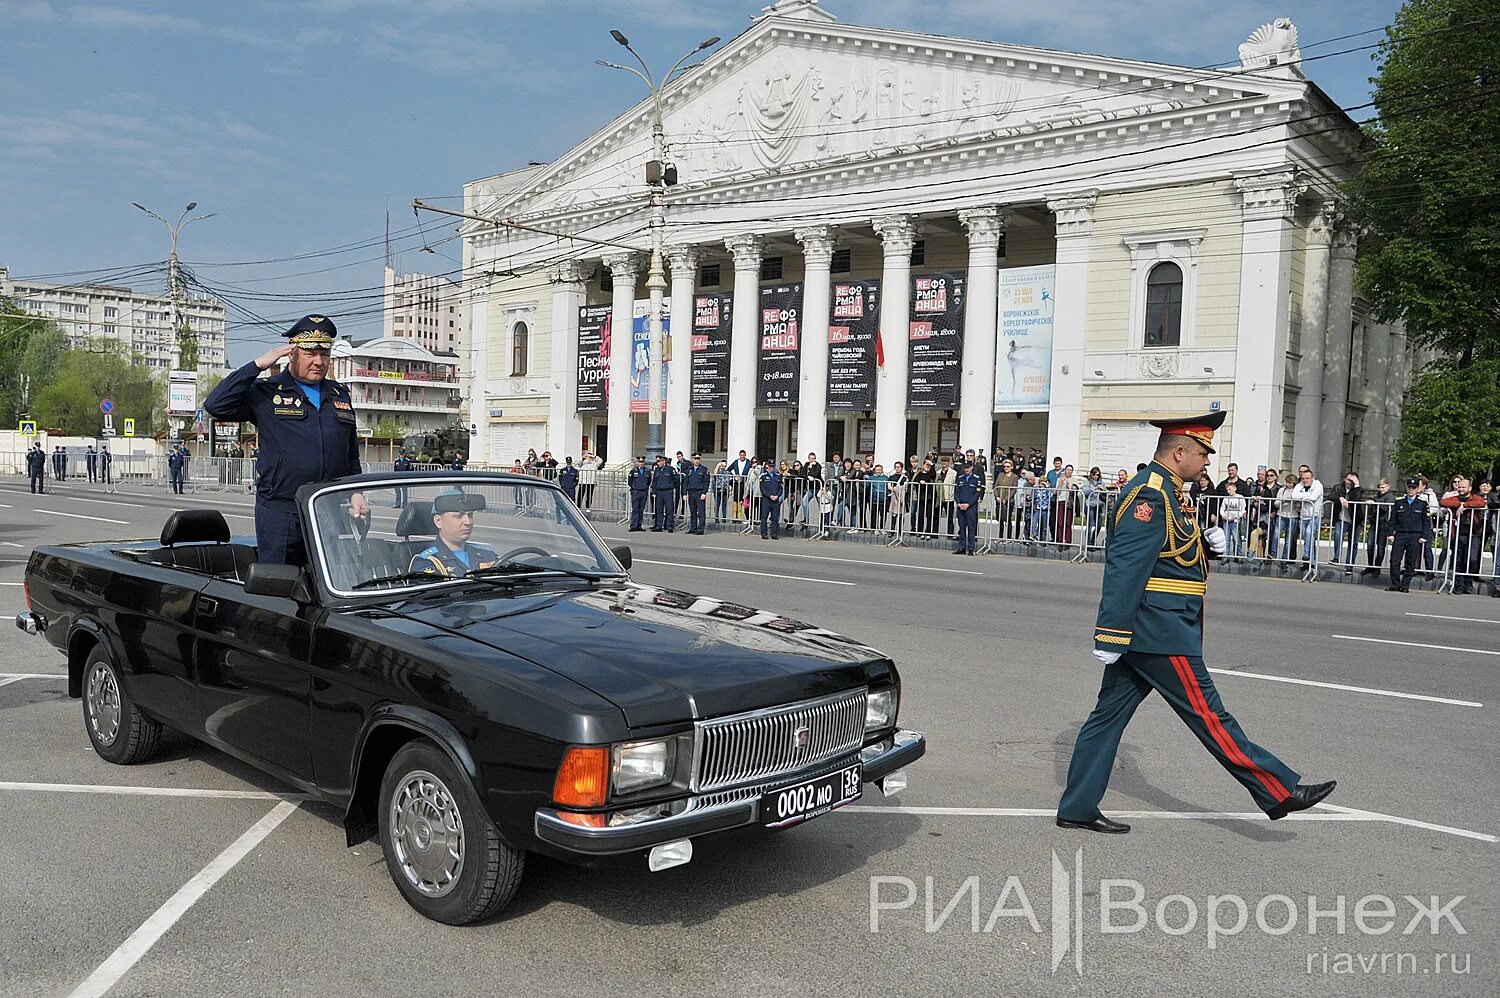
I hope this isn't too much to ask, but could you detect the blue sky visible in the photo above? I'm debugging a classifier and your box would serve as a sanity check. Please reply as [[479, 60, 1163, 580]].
[[1, 0, 1403, 366]]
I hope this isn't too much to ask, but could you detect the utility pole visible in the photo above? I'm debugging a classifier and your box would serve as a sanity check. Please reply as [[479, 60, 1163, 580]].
[[598, 30, 718, 461], [132, 201, 216, 373]]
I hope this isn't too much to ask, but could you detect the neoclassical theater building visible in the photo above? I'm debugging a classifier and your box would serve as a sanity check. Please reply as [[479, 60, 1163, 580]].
[[461, 0, 1406, 478]]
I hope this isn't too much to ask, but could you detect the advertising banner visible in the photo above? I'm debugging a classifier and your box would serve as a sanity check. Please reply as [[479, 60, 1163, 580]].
[[907, 272, 967, 410], [995, 264, 1056, 411], [630, 299, 671, 415], [167, 370, 197, 415], [690, 292, 732, 411], [827, 279, 880, 410], [575, 304, 611, 413], [757, 283, 802, 409]]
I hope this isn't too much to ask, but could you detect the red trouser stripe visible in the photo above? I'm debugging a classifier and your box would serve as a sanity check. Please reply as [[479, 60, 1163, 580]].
[[1170, 656, 1291, 802]]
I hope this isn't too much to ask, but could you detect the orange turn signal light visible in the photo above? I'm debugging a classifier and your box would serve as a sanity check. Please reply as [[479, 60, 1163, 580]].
[[553, 746, 608, 808]]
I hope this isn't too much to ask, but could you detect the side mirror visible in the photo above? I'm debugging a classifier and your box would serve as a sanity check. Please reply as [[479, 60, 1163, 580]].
[[244, 562, 313, 602], [609, 544, 632, 570]]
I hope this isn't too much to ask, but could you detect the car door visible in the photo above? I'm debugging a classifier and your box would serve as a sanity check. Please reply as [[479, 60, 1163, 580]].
[[192, 577, 316, 783], [101, 562, 210, 732]]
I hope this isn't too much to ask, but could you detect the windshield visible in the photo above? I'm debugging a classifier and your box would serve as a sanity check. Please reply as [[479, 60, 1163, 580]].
[[307, 477, 623, 596]]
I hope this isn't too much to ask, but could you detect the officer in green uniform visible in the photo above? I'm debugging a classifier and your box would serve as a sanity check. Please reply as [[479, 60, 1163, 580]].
[[1057, 412, 1335, 833], [408, 488, 501, 578]]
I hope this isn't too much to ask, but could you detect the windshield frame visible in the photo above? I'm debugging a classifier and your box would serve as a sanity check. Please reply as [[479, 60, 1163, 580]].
[[303, 473, 626, 601]]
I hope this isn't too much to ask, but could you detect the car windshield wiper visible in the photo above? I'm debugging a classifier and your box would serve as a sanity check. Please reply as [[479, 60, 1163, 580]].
[[350, 569, 460, 590], [466, 560, 621, 584]]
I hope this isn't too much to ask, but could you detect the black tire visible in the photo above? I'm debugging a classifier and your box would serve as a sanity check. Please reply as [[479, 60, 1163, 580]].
[[81, 644, 162, 764], [378, 740, 524, 924]]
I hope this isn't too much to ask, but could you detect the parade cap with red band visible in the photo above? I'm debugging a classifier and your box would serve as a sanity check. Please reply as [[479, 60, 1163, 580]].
[[1149, 410, 1227, 453], [286, 314, 336, 350]]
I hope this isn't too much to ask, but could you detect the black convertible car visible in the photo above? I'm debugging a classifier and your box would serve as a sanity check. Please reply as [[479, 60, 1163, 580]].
[[16, 472, 924, 924]]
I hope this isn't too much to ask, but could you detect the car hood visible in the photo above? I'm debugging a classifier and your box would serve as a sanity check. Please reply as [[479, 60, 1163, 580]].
[[387, 580, 892, 728]]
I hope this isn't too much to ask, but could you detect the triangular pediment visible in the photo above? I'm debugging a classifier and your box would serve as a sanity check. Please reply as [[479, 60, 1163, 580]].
[[475, 6, 1300, 220]]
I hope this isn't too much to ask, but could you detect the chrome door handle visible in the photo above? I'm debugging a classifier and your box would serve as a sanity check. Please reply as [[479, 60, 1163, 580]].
[[198, 597, 219, 617]]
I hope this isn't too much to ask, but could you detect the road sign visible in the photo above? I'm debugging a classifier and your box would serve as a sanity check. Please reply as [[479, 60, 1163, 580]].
[[18, 420, 37, 436], [101, 427, 115, 437], [123, 418, 136, 438], [100, 398, 114, 414]]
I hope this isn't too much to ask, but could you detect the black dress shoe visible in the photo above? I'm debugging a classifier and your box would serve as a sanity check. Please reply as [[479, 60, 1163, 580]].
[[1266, 780, 1337, 820], [1385, 585, 1403, 591], [1400, 586, 1410, 593], [1056, 816, 1131, 834]]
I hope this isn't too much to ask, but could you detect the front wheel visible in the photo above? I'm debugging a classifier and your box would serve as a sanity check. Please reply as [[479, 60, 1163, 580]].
[[378, 740, 524, 924], [82, 645, 162, 764]]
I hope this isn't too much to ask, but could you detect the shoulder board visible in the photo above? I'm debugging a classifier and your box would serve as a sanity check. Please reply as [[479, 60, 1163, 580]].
[[1147, 472, 1163, 490], [416, 545, 439, 558]]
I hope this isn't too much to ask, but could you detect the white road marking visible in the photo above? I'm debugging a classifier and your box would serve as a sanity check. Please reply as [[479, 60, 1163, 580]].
[[2, 541, 24, 547], [1405, 611, 1499, 626], [0, 780, 304, 801], [0, 582, 24, 587], [0, 677, 33, 689], [67, 496, 140, 507], [0, 673, 65, 681], [36, 508, 130, 525], [844, 804, 1498, 843], [633, 558, 855, 586], [701, 544, 984, 576], [1333, 633, 1500, 657], [1206, 667, 1482, 708], [67, 800, 299, 998]]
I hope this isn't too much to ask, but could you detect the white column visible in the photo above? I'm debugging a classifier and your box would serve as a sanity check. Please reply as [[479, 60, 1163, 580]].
[[1380, 326, 1408, 482], [723, 234, 763, 459], [546, 260, 588, 460], [664, 244, 700, 457], [1291, 205, 1335, 470], [1358, 319, 1392, 480], [871, 215, 914, 468], [468, 274, 492, 465], [794, 225, 835, 462], [1045, 192, 1095, 465], [1229, 171, 1302, 471], [957, 207, 1005, 453], [1317, 222, 1359, 477], [603, 252, 639, 466]]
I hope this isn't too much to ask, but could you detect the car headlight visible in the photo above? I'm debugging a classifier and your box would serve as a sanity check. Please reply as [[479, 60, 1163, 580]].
[[865, 687, 898, 733], [612, 737, 676, 794]]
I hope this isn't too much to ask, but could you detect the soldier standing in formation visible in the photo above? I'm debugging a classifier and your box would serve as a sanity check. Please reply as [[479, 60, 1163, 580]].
[[759, 459, 784, 540], [627, 456, 651, 531], [684, 454, 711, 534], [953, 459, 986, 555], [1384, 477, 1432, 593], [557, 457, 580, 521], [650, 455, 678, 532], [1057, 412, 1335, 833], [85, 445, 98, 482], [26, 442, 46, 493]]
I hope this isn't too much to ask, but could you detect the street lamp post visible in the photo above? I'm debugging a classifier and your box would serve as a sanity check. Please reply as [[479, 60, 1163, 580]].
[[597, 30, 718, 462], [131, 201, 216, 372]]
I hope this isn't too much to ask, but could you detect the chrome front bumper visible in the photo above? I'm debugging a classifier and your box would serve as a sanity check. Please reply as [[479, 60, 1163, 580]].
[[534, 729, 925, 856], [15, 612, 46, 636]]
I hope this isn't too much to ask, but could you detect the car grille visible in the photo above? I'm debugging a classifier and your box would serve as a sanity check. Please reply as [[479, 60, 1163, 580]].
[[692, 688, 867, 793]]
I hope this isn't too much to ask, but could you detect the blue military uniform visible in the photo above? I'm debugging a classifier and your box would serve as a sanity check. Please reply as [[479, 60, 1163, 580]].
[[393, 452, 413, 508], [1059, 413, 1308, 827], [953, 466, 986, 554], [684, 460, 710, 534], [86, 446, 98, 482], [409, 541, 501, 578], [627, 459, 651, 531], [26, 445, 46, 493], [759, 466, 783, 539], [650, 460, 677, 532], [167, 446, 187, 494], [203, 314, 361, 566], [558, 462, 579, 502], [1386, 483, 1432, 591]]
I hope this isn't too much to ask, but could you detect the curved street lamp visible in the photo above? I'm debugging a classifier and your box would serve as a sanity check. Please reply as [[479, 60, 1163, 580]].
[[131, 200, 216, 370]]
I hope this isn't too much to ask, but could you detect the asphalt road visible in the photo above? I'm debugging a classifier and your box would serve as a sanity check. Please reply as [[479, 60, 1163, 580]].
[[1, 475, 1496, 997]]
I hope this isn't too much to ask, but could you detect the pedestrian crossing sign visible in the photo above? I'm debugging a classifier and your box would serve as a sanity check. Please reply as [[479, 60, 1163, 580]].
[[123, 418, 136, 438], [18, 420, 37, 436]]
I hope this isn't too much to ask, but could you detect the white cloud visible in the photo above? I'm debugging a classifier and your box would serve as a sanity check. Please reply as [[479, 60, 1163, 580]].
[[0, 107, 284, 180], [0, 0, 61, 22]]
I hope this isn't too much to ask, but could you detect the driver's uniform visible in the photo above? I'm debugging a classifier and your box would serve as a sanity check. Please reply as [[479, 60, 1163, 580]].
[[409, 542, 501, 578]]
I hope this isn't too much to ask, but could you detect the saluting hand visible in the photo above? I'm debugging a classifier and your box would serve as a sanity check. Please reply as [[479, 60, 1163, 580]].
[[255, 343, 294, 370]]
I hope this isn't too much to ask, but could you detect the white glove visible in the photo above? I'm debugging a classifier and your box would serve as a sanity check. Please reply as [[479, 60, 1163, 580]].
[[1203, 526, 1226, 556], [1094, 649, 1122, 665]]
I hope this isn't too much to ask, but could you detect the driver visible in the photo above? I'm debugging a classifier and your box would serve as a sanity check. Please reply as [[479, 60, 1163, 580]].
[[409, 488, 501, 578]]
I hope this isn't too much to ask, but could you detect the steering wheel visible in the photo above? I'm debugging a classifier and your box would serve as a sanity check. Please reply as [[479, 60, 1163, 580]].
[[496, 545, 551, 563]]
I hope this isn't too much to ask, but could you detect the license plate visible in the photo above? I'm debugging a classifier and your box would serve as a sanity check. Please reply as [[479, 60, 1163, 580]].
[[761, 763, 862, 828]]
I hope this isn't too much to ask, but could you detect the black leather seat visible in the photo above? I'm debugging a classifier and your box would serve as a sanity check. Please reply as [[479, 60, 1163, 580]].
[[144, 509, 258, 581]]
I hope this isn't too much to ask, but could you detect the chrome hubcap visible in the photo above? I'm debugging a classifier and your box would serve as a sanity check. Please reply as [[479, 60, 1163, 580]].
[[390, 770, 464, 897], [85, 662, 121, 747]]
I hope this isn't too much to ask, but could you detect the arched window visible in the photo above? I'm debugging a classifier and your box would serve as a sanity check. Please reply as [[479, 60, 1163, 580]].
[[511, 321, 529, 375], [1144, 262, 1183, 348]]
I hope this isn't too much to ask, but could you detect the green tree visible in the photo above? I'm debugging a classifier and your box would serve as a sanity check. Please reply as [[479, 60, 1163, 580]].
[[0, 300, 66, 423], [1391, 359, 1500, 481], [32, 344, 166, 436], [177, 325, 199, 371], [19, 323, 68, 395], [372, 415, 408, 440], [1344, 0, 1500, 365]]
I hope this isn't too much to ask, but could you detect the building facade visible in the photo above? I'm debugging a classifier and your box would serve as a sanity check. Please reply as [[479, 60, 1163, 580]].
[[329, 336, 461, 436], [461, 1, 1408, 481], [383, 267, 466, 355], [0, 267, 227, 375]]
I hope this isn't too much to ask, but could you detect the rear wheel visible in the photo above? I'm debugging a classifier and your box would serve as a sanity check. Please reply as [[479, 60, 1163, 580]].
[[378, 740, 524, 924], [82, 645, 162, 764]]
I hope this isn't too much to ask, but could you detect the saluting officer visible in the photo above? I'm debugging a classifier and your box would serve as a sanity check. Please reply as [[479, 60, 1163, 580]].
[[759, 458, 784, 540], [650, 455, 678, 532], [1384, 477, 1432, 593], [953, 459, 986, 555], [204, 314, 365, 566], [1057, 412, 1335, 833], [627, 456, 651, 531], [26, 442, 46, 494], [684, 453, 711, 534]]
